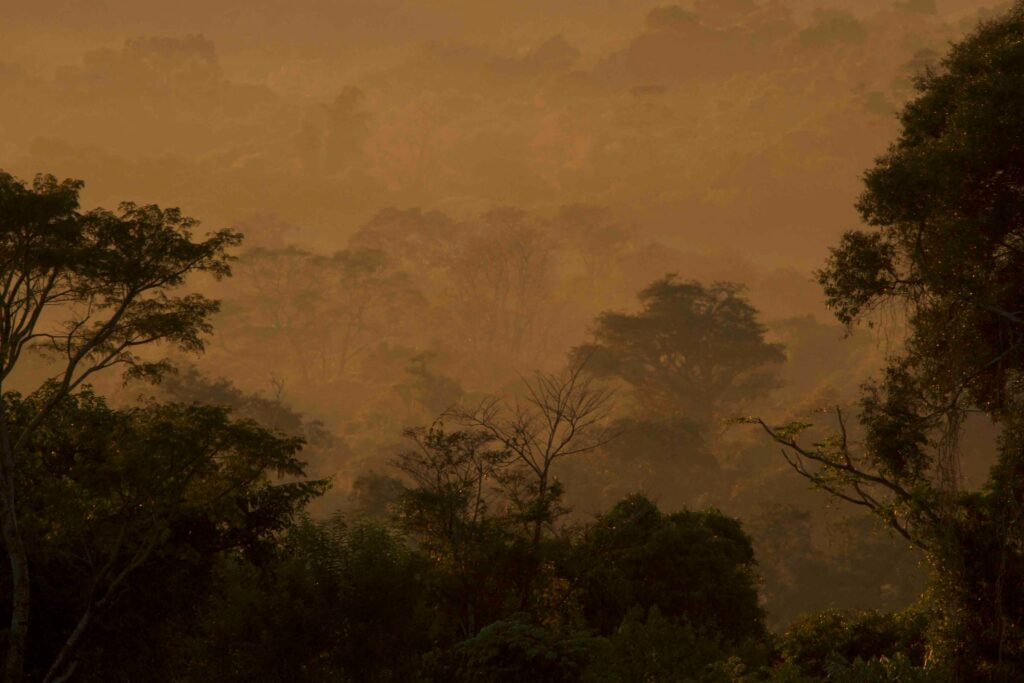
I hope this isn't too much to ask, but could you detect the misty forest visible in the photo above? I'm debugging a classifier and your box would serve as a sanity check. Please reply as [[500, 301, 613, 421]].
[[2, 0, 1024, 681]]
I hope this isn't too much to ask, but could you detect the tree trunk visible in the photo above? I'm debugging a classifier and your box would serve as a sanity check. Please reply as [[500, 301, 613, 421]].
[[0, 470, 29, 683], [42, 607, 91, 683], [519, 477, 547, 611], [0, 404, 28, 683]]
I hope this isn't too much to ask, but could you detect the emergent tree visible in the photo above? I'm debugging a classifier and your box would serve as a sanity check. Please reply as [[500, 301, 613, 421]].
[[576, 276, 784, 425]]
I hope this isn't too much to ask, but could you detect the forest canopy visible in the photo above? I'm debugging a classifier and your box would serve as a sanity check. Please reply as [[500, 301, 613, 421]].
[[2, 0, 1024, 682]]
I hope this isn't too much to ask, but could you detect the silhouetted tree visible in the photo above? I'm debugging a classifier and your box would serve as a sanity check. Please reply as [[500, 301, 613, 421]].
[[570, 494, 764, 642], [0, 171, 238, 683], [452, 357, 614, 610], [576, 276, 784, 425], [751, 4, 1024, 676]]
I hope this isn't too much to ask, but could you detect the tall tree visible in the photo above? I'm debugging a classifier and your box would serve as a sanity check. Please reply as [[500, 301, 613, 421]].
[[452, 358, 614, 610], [750, 4, 1024, 677], [0, 171, 238, 682], [576, 276, 784, 425], [573, 276, 784, 508]]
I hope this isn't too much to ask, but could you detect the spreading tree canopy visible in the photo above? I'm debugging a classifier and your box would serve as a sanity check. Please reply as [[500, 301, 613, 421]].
[[0, 171, 240, 683], [576, 276, 784, 424], [753, 4, 1024, 677]]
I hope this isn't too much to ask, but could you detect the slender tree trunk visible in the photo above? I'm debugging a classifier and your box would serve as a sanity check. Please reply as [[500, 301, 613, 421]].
[[0, 468, 28, 683], [42, 607, 90, 683], [0, 406, 28, 683], [519, 476, 548, 611]]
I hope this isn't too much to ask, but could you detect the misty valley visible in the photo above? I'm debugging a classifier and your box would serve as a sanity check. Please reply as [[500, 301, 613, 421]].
[[1, 1, 1023, 681]]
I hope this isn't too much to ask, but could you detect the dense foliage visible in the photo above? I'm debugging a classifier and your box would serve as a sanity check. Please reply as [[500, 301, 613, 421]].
[[754, 2, 1024, 679]]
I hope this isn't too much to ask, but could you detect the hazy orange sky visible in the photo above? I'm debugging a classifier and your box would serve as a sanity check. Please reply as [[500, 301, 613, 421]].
[[2, 1, 1004, 267]]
